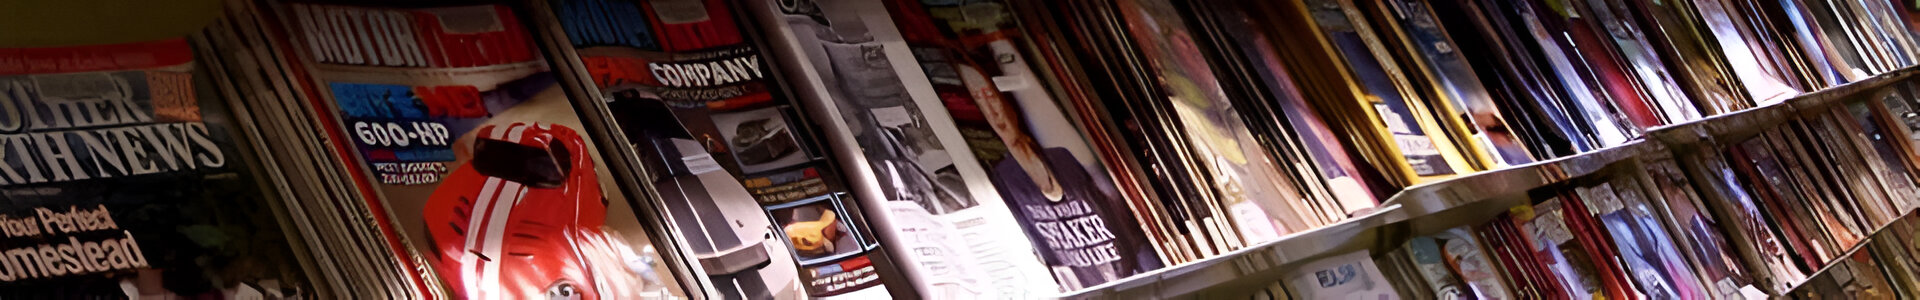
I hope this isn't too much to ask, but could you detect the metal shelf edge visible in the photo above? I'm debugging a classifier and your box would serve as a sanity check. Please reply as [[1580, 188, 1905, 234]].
[[1047, 204, 1403, 299], [1041, 65, 1920, 299], [1778, 208, 1919, 294]]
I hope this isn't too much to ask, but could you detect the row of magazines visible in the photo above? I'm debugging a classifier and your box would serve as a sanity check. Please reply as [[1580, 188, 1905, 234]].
[[1, 0, 1918, 298], [1306, 76, 1920, 299]]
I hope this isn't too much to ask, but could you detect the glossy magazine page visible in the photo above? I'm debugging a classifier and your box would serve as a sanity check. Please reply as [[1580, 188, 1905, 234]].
[[1202, 4, 1382, 216], [1113, 0, 1322, 240], [1693, 0, 1807, 102], [1041, 0, 1234, 259], [1578, 182, 1690, 300], [1434, 227, 1511, 299], [1006, 0, 1209, 263], [535, 0, 897, 297], [1280, 250, 1399, 298], [880, 0, 1167, 291], [1304, 0, 1481, 184], [1430, 0, 1601, 156], [1625, 0, 1753, 114], [1614, 178, 1713, 300], [1641, 153, 1758, 297], [1373, 0, 1538, 167], [1529, 0, 1666, 131], [1697, 149, 1807, 292], [1179, 0, 1360, 225], [1502, 0, 1638, 147], [0, 39, 313, 298], [1577, 0, 1704, 124], [274, 3, 677, 298], [745, 0, 1062, 297], [1513, 197, 1607, 298]]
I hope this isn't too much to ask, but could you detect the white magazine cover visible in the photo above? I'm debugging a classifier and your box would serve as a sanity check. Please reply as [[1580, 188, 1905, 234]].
[[745, 0, 1059, 298], [1283, 250, 1399, 299]]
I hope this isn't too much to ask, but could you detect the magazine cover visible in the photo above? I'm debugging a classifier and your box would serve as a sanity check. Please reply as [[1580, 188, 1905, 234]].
[[1793, 0, 1880, 79], [1692, 0, 1806, 102], [1731, 139, 1843, 266], [1304, 0, 1482, 184], [1505, 0, 1637, 146], [1642, 154, 1756, 298], [1202, 1, 1383, 217], [1477, 215, 1548, 299], [1044, 0, 1248, 257], [881, 0, 1167, 291], [1530, 0, 1667, 131], [1513, 198, 1608, 298], [1696, 150, 1806, 291], [0, 39, 313, 298], [1726, 138, 1848, 262], [1756, 0, 1853, 86], [1402, 236, 1469, 298], [1002, 0, 1201, 263], [1280, 250, 1399, 299], [1432, 227, 1511, 300], [1578, 183, 1686, 300], [1374, 0, 1537, 167], [1561, 190, 1635, 300], [1790, 119, 1891, 237], [1113, 0, 1321, 240], [1858, 0, 1920, 68], [747, 0, 1064, 297], [1577, 0, 1703, 124], [533, 0, 892, 298], [1843, 100, 1920, 212], [1424, 0, 1601, 156], [1626, 0, 1750, 115], [1799, 114, 1898, 232], [1615, 178, 1713, 299], [1373, 250, 1434, 300], [277, 3, 677, 298]]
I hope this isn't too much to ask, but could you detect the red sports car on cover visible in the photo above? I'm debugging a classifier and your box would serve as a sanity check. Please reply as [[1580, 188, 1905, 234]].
[[423, 122, 649, 300]]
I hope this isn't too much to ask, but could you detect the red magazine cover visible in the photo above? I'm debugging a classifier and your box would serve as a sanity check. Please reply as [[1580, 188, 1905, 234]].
[[277, 3, 677, 298], [1478, 214, 1546, 299], [1558, 188, 1635, 300], [1514, 196, 1608, 299], [1501, 207, 1568, 300], [1528, 0, 1664, 130]]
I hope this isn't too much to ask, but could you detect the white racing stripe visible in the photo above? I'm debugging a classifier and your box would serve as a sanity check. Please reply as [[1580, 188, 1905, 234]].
[[477, 180, 526, 300], [462, 177, 504, 298], [487, 124, 506, 140], [466, 177, 505, 250], [480, 125, 499, 141], [507, 123, 530, 142], [459, 123, 547, 298], [455, 176, 528, 300]]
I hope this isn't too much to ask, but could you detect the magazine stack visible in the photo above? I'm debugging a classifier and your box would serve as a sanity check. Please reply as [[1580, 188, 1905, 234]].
[[5, 0, 1920, 298]]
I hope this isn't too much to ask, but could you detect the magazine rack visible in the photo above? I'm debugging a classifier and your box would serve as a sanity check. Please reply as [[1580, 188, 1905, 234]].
[[1053, 66, 1920, 299]]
